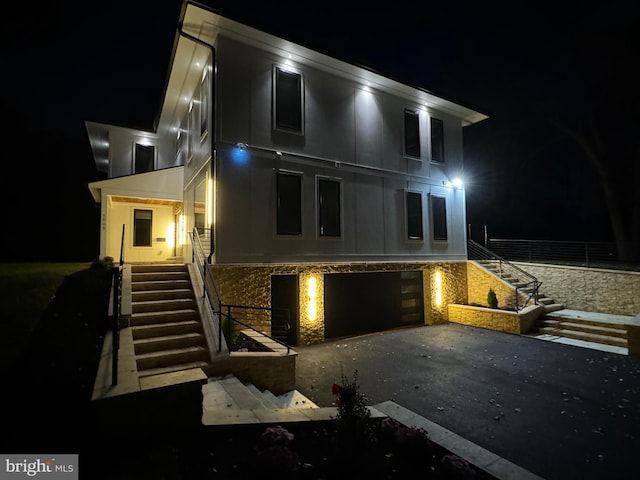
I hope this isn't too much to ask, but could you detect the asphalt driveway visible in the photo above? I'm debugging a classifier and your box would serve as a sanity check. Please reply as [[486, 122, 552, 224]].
[[294, 323, 640, 480]]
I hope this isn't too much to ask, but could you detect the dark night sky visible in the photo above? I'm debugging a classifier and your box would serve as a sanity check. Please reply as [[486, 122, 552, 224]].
[[2, 0, 638, 261]]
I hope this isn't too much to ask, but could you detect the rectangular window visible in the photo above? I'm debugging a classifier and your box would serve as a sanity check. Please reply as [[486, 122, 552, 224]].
[[404, 109, 420, 159], [277, 172, 302, 235], [431, 195, 448, 241], [175, 129, 183, 158], [430, 117, 444, 163], [274, 67, 304, 134], [406, 191, 423, 240], [188, 101, 195, 162], [200, 69, 208, 137], [318, 178, 341, 237], [134, 143, 154, 173], [133, 209, 152, 247]]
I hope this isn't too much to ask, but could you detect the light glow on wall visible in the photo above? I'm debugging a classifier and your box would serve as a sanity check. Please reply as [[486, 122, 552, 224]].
[[207, 175, 214, 227], [307, 276, 318, 321], [434, 271, 443, 307], [166, 223, 176, 249], [178, 214, 186, 246]]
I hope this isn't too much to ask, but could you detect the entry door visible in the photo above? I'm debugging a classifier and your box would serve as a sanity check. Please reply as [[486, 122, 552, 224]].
[[271, 275, 299, 346]]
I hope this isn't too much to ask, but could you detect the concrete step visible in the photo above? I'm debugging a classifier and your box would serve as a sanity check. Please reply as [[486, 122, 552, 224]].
[[132, 298, 197, 314], [540, 319, 627, 338], [137, 361, 211, 379], [132, 271, 190, 283], [136, 346, 210, 371], [130, 309, 201, 326], [133, 332, 207, 354], [543, 303, 565, 313], [244, 382, 282, 409], [132, 289, 195, 302], [538, 327, 628, 348], [132, 320, 203, 339], [132, 279, 192, 291], [131, 264, 188, 274]]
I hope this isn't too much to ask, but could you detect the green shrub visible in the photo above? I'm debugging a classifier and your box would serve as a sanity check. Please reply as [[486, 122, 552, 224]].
[[487, 288, 498, 308]]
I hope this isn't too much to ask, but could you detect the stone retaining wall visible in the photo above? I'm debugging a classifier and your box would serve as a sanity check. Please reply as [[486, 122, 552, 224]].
[[447, 304, 544, 334], [513, 263, 640, 316]]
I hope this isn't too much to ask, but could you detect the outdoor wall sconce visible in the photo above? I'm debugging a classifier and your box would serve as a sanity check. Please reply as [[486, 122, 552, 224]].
[[434, 271, 443, 307], [307, 276, 318, 321], [236, 142, 247, 150]]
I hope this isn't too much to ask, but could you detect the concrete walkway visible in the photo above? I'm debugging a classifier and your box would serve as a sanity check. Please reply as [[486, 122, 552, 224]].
[[294, 322, 640, 480]]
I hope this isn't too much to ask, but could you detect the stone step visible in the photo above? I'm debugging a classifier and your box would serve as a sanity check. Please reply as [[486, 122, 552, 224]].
[[130, 309, 200, 326], [543, 303, 565, 313], [134, 332, 207, 354], [132, 298, 197, 314], [538, 327, 628, 348], [132, 280, 192, 291], [131, 264, 188, 274], [132, 271, 190, 283], [138, 361, 211, 379], [132, 289, 195, 302], [132, 320, 203, 339], [136, 346, 210, 371], [540, 320, 627, 338], [218, 375, 267, 410]]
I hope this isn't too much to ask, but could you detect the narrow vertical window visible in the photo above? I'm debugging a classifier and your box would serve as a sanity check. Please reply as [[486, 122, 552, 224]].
[[134, 143, 154, 173], [431, 195, 447, 241], [200, 69, 208, 137], [431, 117, 444, 163], [274, 67, 304, 134], [404, 109, 420, 159], [133, 209, 153, 247], [277, 172, 302, 235], [318, 178, 341, 237], [406, 191, 423, 240], [188, 101, 195, 162]]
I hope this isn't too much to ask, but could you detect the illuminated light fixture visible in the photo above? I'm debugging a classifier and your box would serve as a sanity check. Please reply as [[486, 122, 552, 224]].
[[207, 176, 214, 227], [166, 222, 176, 249], [452, 178, 463, 189], [307, 276, 317, 321], [275, 151, 282, 157], [231, 143, 249, 163], [236, 142, 247, 150], [434, 271, 443, 307]]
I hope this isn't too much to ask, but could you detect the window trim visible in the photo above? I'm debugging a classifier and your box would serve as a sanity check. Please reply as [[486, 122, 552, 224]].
[[187, 101, 195, 164], [276, 170, 303, 236], [316, 176, 342, 238], [403, 109, 421, 160], [405, 189, 424, 241], [429, 194, 448, 242], [430, 117, 445, 163], [273, 65, 305, 135]]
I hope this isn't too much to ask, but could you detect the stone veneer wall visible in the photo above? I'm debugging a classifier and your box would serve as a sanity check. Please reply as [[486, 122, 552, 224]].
[[513, 263, 640, 316], [209, 262, 468, 345], [467, 262, 528, 309]]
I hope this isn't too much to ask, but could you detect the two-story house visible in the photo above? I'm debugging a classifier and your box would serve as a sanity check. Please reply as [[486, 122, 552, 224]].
[[86, 1, 487, 347]]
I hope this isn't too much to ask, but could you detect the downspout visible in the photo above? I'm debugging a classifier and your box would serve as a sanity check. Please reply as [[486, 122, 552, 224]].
[[177, 24, 216, 264]]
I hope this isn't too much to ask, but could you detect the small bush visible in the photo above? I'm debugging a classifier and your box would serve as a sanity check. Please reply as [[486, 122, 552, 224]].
[[487, 288, 498, 308]]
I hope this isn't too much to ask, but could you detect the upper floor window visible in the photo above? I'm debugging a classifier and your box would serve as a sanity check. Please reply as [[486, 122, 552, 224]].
[[134, 143, 154, 173], [276, 171, 302, 235], [430, 117, 444, 163], [188, 101, 195, 163], [133, 209, 153, 247], [318, 177, 341, 237], [273, 66, 304, 134], [200, 68, 209, 137], [430, 195, 448, 241], [406, 191, 423, 240], [404, 109, 421, 159]]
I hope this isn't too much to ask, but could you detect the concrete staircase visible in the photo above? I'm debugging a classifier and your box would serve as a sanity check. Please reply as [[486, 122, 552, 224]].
[[475, 259, 564, 313], [201, 373, 329, 426], [534, 309, 630, 350], [130, 263, 212, 378]]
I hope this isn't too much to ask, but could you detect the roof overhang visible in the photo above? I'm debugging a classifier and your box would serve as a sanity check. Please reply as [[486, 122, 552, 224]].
[[88, 166, 184, 203]]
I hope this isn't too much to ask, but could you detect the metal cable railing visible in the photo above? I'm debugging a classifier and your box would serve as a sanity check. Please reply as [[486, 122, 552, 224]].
[[468, 239, 541, 310], [486, 238, 618, 266]]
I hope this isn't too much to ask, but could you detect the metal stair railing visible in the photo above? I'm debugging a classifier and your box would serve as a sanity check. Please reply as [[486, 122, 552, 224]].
[[190, 227, 292, 354], [467, 239, 541, 310]]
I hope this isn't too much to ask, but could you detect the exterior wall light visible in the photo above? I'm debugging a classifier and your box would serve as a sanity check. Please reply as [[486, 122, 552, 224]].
[[434, 270, 443, 307], [451, 178, 463, 189]]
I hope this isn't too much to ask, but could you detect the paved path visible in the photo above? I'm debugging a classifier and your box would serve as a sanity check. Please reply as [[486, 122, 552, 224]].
[[294, 323, 640, 480]]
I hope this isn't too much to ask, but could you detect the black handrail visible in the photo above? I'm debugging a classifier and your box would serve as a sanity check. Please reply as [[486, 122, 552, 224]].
[[190, 227, 293, 354], [220, 304, 291, 354], [111, 224, 125, 385], [468, 239, 541, 310]]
